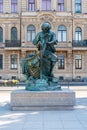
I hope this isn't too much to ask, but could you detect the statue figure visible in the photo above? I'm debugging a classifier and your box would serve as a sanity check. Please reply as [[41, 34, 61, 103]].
[[21, 23, 61, 91], [33, 23, 58, 80]]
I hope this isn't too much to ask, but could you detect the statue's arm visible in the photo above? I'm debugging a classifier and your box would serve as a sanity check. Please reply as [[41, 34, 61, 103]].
[[33, 33, 40, 45], [33, 33, 43, 50], [48, 40, 58, 45], [48, 33, 58, 45]]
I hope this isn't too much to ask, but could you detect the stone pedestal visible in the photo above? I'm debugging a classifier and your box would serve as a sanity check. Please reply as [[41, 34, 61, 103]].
[[11, 89, 75, 110]]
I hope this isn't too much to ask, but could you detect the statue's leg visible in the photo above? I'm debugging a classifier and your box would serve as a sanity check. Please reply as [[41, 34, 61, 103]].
[[50, 61, 56, 77]]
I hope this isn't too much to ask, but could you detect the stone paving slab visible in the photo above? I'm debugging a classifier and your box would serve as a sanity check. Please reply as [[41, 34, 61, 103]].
[[0, 89, 87, 130]]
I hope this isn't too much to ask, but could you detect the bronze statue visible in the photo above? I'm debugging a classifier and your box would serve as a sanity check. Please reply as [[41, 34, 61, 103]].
[[21, 23, 60, 90], [33, 23, 58, 80]]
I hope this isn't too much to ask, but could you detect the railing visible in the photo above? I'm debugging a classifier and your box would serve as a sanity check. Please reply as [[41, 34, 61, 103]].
[[5, 40, 87, 48], [5, 40, 21, 47], [72, 40, 87, 47]]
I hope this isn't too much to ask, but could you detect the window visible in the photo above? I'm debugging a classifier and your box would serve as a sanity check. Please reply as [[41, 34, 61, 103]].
[[11, 54, 18, 69], [0, 0, 3, 13], [28, 0, 35, 11], [0, 55, 3, 69], [11, 0, 17, 13], [27, 25, 35, 41], [75, 55, 82, 69], [59, 76, 64, 80], [75, 27, 82, 41], [42, 0, 51, 11], [58, 0, 64, 12], [11, 76, 16, 79], [58, 55, 65, 69], [75, 0, 81, 13], [58, 25, 66, 42], [11, 27, 17, 40], [0, 27, 3, 42]]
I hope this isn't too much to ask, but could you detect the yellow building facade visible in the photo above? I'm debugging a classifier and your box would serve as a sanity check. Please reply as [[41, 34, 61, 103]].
[[0, 0, 87, 81]]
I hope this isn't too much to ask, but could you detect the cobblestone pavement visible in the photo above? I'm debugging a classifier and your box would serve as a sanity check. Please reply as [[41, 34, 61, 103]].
[[0, 86, 87, 130]]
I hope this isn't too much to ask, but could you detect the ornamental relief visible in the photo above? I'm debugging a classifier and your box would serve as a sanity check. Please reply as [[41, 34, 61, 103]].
[[39, 14, 55, 22], [75, 23, 84, 27], [40, 16, 53, 22]]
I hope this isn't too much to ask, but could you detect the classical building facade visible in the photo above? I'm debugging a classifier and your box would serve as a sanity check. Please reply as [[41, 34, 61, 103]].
[[0, 0, 87, 81]]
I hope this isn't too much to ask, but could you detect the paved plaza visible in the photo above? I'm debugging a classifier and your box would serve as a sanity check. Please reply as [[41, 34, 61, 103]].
[[0, 86, 87, 130]]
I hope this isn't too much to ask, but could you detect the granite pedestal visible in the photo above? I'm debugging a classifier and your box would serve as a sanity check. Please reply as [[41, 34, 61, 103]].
[[11, 88, 75, 110]]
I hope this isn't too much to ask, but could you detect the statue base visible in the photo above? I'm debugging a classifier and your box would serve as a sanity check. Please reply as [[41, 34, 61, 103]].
[[26, 78, 60, 91], [11, 88, 75, 110]]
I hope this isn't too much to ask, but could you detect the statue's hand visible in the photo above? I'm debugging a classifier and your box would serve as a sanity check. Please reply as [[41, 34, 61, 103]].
[[47, 40, 58, 45], [47, 41, 51, 44], [36, 43, 40, 50], [37, 42, 43, 51]]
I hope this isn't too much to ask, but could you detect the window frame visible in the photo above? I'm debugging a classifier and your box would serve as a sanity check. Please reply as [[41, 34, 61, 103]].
[[75, 27, 82, 41], [10, 54, 18, 70], [0, 0, 3, 13], [75, 55, 82, 69], [11, 0, 18, 13], [42, 0, 51, 11], [0, 54, 3, 69], [58, 25, 67, 42], [58, 0, 64, 12], [28, 0, 35, 12], [58, 55, 65, 69], [0, 27, 3, 42], [75, 0, 81, 13], [27, 25, 36, 42], [11, 27, 17, 41]]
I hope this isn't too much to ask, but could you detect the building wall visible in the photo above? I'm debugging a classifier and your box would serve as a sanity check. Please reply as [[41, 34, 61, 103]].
[[0, 0, 87, 81]]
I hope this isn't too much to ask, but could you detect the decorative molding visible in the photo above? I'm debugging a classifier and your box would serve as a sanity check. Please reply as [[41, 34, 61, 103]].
[[39, 13, 55, 22]]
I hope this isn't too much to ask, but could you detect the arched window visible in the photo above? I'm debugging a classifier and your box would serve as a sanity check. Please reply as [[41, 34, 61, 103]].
[[58, 0, 64, 12], [0, 0, 3, 13], [75, 27, 82, 41], [42, 0, 51, 11], [11, 0, 18, 13], [28, 0, 35, 11], [58, 25, 66, 42], [0, 27, 3, 42], [27, 25, 35, 41], [75, 0, 81, 13], [11, 27, 17, 40]]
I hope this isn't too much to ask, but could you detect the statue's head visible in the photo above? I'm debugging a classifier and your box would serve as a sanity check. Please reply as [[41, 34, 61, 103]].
[[41, 23, 51, 33]]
